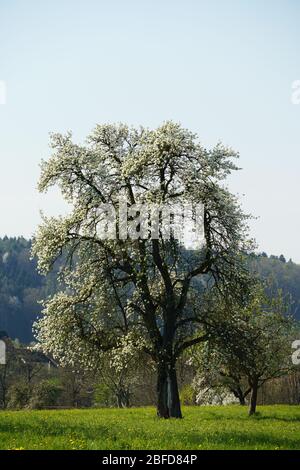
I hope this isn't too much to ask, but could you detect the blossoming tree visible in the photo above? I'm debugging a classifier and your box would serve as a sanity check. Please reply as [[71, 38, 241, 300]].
[[192, 287, 295, 415], [33, 121, 252, 418]]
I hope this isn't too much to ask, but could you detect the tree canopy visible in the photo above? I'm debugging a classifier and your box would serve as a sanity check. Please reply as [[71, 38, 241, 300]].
[[32, 121, 256, 418]]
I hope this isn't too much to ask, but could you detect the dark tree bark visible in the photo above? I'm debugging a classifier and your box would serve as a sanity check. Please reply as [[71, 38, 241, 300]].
[[248, 379, 258, 416], [239, 395, 246, 406], [167, 365, 182, 418], [231, 385, 251, 406], [232, 387, 246, 405], [116, 388, 130, 408], [157, 361, 169, 418], [156, 359, 182, 418]]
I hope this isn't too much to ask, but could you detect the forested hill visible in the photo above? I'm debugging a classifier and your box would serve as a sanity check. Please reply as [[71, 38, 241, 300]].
[[249, 252, 300, 318], [0, 237, 57, 343], [0, 237, 299, 343]]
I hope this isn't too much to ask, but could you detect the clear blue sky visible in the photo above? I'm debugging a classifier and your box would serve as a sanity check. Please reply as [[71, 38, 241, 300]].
[[0, 0, 300, 261]]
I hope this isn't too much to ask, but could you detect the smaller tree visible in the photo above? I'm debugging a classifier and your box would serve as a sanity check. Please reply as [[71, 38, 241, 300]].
[[29, 378, 63, 409], [193, 287, 295, 415], [94, 350, 141, 408], [58, 368, 94, 408], [192, 343, 251, 406], [7, 383, 31, 409]]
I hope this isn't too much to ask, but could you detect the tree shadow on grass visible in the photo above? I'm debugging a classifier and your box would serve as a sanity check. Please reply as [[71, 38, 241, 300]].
[[177, 429, 300, 450], [191, 408, 300, 423], [250, 413, 300, 423]]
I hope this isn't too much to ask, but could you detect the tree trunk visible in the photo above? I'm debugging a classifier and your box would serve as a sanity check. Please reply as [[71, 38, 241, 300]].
[[233, 388, 246, 406], [249, 380, 258, 416], [167, 365, 182, 418], [157, 361, 169, 418], [156, 360, 182, 418], [239, 395, 246, 406], [116, 393, 122, 409], [235, 386, 246, 406], [116, 389, 130, 408]]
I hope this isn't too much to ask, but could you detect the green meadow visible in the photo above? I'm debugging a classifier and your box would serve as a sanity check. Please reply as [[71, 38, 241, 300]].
[[0, 405, 299, 450]]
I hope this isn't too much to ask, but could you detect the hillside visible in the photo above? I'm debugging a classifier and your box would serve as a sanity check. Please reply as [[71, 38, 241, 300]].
[[0, 237, 299, 342], [249, 252, 300, 318], [0, 237, 57, 342]]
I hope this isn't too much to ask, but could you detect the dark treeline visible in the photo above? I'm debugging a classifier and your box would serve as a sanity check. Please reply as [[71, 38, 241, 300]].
[[0, 237, 58, 342], [0, 237, 300, 343]]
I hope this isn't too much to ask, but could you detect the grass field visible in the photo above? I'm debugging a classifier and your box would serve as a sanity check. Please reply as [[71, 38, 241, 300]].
[[0, 405, 300, 450]]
